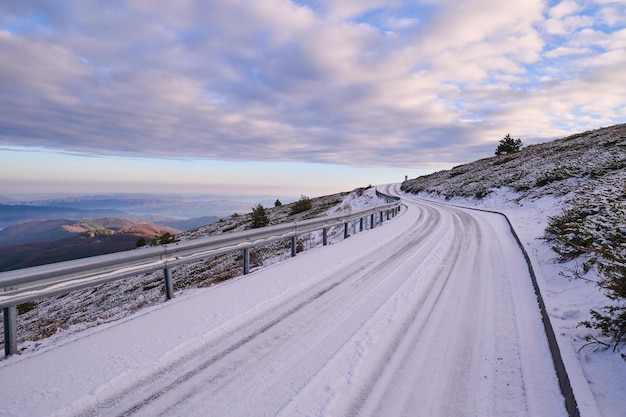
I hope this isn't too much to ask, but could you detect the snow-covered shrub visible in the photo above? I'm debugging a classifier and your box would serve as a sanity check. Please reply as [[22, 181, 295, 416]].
[[290, 195, 313, 215], [545, 176, 626, 350]]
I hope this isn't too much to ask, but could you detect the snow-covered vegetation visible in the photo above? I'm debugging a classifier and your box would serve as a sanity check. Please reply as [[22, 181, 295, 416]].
[[0, 187, 383, 353], [403, 124, 626, 202]]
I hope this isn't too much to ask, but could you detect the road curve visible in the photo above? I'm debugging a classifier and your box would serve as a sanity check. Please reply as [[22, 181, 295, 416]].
[[0, 187, 567, 417]]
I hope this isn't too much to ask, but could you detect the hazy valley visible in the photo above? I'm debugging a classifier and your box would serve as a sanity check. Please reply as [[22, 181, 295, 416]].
[[0, 193, 294, 271]]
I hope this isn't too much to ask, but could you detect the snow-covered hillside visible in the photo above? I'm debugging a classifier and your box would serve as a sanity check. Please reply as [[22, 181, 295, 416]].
[[402, 123, 626, 417], [402, 123, 626, 202], [0, 187, 384, 353]]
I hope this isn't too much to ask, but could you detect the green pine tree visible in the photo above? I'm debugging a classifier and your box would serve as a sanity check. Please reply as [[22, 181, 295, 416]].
[[495, 134, 523, 155], [251, 204, 269, 228]]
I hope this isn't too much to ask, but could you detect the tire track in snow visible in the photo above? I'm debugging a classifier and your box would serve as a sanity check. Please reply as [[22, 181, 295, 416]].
[[70, 200, 443, 416], [66, 190, 566, 417], [351, 203, 528, 416], [143, 203, 452, 417], [344, 206, 475, 417]]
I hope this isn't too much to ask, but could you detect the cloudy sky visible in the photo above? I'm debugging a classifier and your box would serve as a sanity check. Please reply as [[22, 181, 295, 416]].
[[1, 0, 625, 197]]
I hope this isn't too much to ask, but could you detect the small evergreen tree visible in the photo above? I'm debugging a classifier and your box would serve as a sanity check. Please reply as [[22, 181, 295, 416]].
[[274, 199, 282, 207], [495, 134, 523, 155], [250, 204, 269, 228]]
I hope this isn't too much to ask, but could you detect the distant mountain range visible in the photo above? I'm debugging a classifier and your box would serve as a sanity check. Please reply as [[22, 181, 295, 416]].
[[0, 203, 221, 231], [0, 217, 176, 247], [0, 217, 181, 271], [0, 203, 127, 229], [0, 193, 285, 272]]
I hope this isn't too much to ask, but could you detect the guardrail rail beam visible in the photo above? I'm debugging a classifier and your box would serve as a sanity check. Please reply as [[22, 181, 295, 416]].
[[0, 190, 401, 356]]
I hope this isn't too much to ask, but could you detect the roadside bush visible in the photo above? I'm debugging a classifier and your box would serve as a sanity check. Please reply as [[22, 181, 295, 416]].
[[17, 301, 38, 315], [578, 237, 626, 351], [151, 231, 178, 245], [290, 195, 313, 215], [545, 206, 599, 261], [474, 187, 490, 200], [250, 204, 269, 228], [545, 184, 626, 350]]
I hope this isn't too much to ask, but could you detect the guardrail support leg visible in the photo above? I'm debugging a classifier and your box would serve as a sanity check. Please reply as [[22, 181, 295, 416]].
[[360, 217, 364, 232], [163, 267, 174, 300], [4, 306, 17, 356], [291, 236, 297, 257], [243, 248, 250, 275], [323, 228, 328, 246], [344, 223, 349, 239], [370, 213, 375, 229]]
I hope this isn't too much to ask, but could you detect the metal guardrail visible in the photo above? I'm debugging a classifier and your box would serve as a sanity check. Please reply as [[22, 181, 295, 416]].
[[1, 196, 401, 356], [376, 189, 401, 203]]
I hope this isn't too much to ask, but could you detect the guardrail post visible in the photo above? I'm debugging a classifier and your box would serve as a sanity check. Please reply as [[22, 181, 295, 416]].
[[291, 236, 297, 257], [370, 213, 375, 228], [163, 266, 174, 300], [359, 217, 364, 232], [243, 248, 250, 275], [4, 306, 17, 356], [323, 228, 328, 246], [380, 211, 384, 223], [344, 223, 349, 239]]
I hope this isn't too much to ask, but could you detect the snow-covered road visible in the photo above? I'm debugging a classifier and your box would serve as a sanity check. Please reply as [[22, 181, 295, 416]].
[[0, 187, 567, 416]]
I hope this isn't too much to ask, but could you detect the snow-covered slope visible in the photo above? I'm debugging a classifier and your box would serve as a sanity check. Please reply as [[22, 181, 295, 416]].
[[401, 123, 626, 417], [402, 123, 626, 202]]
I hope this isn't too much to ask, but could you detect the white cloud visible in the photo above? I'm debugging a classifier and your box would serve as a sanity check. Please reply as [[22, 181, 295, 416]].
[[544, 45, 593, 58], [548, 0, 581, 19], [597, 5, 626, 26], [544, 13, 595, 34], [0, 0, 625, 173], [313, 0, 393, 21]]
